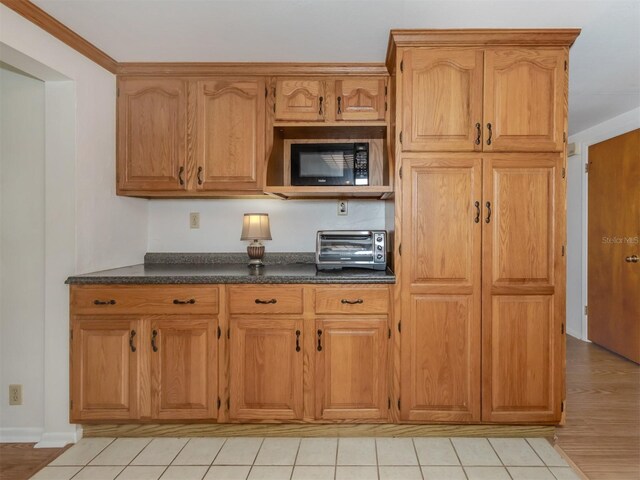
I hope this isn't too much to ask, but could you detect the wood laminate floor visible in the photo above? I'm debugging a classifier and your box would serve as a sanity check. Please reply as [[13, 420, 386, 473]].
[[0, 443, 68, 480], [556, 335, 640, 480]]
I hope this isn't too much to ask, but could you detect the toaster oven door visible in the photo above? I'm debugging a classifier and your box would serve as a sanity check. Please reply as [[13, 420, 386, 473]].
[[317, 232, 374, 264]]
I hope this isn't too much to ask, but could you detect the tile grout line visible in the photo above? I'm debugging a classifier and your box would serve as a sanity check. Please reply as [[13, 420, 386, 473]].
[[409, 437, 426, 480], [246, 437, 266, 480], [289, 437, 302, 480], [202, 436, 229, 479], [334, 437, 339, 480], [448, 437, 468, 479], [374, 438, 380, 480], [486, 437, 513, 480]]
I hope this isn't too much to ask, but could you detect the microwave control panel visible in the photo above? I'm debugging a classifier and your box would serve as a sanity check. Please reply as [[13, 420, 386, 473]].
[[354, 143, 369, 186]]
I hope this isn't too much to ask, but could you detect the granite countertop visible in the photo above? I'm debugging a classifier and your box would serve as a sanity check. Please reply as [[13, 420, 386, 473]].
[[65, 253, 395, 285]]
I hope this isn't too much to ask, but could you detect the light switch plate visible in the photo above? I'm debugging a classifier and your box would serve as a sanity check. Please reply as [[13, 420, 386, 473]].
[[9, 384, 22, 405], [190, 212, 200, 229]]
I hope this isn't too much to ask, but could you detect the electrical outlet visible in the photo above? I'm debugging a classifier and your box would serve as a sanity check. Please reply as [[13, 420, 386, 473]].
[[9, 384, 22, 405], [337, 200, 348, 216], [189, 212, 200, 229]]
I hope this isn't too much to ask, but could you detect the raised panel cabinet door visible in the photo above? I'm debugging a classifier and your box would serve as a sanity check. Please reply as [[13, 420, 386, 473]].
[[484, 48, 566, 152], [229, 318, 303, 420], [482, 154, 564, 423], [71, 317, 140, 421], [402, 49, 483, 151], [275, 78, 326, 121], [335, 78, 386, 121], [195, 78, 265, 191], [117, 78, 187, 191], [400, 156, 482, 422], [315, 318, 388, 420], [149, 316, 217, 420]]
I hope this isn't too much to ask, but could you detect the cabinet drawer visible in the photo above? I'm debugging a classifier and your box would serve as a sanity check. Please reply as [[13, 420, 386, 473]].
[[315, 287, 390, 314], [71, 285, 219, 315], [228, 286, 303, 314]]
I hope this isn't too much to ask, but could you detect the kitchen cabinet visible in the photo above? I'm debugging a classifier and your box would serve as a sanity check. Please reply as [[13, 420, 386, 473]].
[[274, 77, 387, 123], [400, 47, 566, 153], [229, 317, 304, 420], [117, 76, 266, 196], [400, 156, 481, 422], [150, 316, 218, 420], [315, 318, 388, 420], [117, 78, 188, 192], [70, 286, 219, 422], [482, 154, 563, 423], [71, 317, 140, 421], [195, 78, 265, 191]]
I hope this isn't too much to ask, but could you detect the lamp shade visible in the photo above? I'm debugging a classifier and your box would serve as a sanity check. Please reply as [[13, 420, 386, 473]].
[[240, 213, 272, 241]]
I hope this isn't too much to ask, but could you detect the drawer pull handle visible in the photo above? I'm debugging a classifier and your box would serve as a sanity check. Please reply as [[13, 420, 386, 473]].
[[337, 96, 342, 114], [295, 330, 301, 352], [474, 201, 480, 223], [151, 330, 158, 352], [129, 330, 137, 353], [197, 166, 203, 185], [317, 329, 323, 351], [255, 298, 277, 304], [178, 166, 185, 185], [486, 123, 492, 145], [94, 299, 116, 305], [475, 122, 481, 145], [341, 299, 363, 305], [485, 201, 492, 224], [173, 298, 196, 305]]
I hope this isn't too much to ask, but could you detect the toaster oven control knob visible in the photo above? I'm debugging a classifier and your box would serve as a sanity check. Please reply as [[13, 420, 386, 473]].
[[376, 236, 382, 242], [377, 254, 383, 260], [377, 245, 383, 251]]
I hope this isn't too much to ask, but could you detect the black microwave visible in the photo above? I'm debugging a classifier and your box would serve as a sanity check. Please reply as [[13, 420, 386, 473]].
[[290, 142, 369, 186]]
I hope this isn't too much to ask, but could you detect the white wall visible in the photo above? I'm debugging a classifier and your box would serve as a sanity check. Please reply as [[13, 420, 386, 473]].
[[148, 199, 386, 252], [566, 107, 640, 340], [0, 5, 149, 446], [0, 66, 46, 439]]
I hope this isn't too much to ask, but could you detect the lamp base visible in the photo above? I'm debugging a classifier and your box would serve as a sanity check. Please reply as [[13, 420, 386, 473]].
[[246, 242, 265, 267]]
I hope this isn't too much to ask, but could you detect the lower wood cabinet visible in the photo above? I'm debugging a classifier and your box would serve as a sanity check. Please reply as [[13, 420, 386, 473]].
[[71, 317, 140, 421], [315, 318, 388, 420], [229, 317, 304, 421], [150, 316, 218, 420]]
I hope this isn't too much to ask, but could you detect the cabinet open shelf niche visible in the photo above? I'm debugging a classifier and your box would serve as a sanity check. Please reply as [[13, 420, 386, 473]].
[[264, 125, 394, 199]]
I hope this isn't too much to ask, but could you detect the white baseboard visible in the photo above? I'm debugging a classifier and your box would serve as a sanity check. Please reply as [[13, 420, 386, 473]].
[[0, 427, 44, 443], [35, 428, 82, 448]]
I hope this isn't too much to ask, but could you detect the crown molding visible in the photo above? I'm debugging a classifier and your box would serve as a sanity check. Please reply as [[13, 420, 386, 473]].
[[1, 0, 118, 73]]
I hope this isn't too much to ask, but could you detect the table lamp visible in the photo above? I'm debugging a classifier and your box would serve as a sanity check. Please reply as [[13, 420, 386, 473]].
[[240, 213, 272, 267]]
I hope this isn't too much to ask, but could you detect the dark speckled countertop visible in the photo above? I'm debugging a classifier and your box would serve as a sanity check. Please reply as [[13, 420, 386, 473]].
[[65, 253, 395, 285]]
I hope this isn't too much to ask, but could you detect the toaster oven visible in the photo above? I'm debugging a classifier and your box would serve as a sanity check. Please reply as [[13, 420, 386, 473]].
[[316, 230, 387, 270]]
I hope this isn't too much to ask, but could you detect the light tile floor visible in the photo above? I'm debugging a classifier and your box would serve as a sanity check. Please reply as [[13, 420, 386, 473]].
[[31, 437, 582, 480]]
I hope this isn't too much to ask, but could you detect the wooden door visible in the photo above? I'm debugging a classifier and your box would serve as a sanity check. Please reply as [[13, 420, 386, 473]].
[[71, 317, 140, 421], [149, 316, 218, 419], [229, 317, 303, 420], [117, 78, 187, 192], [195, 78, 265, 191], [275, 78, 326, 121], [484, 48, 566, 152], [482, 154, 564, 423], [315, 318, 388, 420], [588, 129, 640, 363], [400, 155, 482, 422], [334, 78, 386, 122], [401, 49, 483, 151]]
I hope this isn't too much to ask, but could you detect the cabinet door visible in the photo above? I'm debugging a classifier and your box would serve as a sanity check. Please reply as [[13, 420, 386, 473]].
[[482, 154, 564, 423], [230, 318, 303, 420], [484, 48, 566, 152], [275, 78, 326, 121], [195, 78, 265, 191], [315, 318, 388, 420], [71, 317, 140, 421], [149, 316, 217, 420], [402, 49, 483, 151], [400, 156, 482, 422], [335, 78, 386, 121], [117, 78, 187, 191]]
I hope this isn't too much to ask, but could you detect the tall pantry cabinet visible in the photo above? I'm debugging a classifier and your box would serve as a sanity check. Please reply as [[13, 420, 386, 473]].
[[388, 30, 580, 423]]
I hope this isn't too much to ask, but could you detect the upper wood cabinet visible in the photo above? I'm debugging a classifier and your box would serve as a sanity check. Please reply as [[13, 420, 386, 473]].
[[71, 317, 140, 421], [400, 47, 567, 153], [275, 78, 326, 122], [117, 78, 188, 191], [335, 78, 386, 122], [195, 78, 265, 191], [484, 48, 566, 152], [274, 77, 387, 123], [402, 49, 483, 151]]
